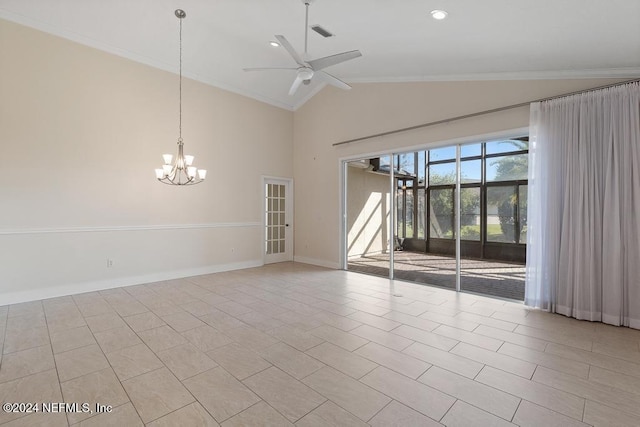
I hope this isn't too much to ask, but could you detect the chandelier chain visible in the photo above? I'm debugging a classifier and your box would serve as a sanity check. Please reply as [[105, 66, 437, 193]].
[[178, 13, 182, 142]]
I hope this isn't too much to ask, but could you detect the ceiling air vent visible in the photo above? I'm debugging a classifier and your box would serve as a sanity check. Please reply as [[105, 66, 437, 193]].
[[310, 25, 334, 38]]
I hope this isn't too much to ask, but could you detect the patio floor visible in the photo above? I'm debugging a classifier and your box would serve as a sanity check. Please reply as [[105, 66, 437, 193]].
[[348, 251, 525, 301]]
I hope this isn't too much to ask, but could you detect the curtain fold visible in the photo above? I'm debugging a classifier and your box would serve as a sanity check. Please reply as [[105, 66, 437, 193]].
[[526, 82, 640, 328]]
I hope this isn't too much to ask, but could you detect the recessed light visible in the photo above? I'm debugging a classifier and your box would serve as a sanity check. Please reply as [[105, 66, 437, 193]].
[[269, 41, 280, 47], [430, 9, 448, 20]]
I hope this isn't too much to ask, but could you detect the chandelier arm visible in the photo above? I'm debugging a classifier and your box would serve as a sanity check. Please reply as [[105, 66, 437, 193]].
[[158, 175, 202, 186]]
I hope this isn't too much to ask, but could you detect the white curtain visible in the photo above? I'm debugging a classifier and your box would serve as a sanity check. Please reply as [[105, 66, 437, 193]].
[[526, 82, 640, 328]]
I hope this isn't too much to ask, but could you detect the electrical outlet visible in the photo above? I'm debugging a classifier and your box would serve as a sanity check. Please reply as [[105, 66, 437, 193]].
[[107, 259, 114, 268]]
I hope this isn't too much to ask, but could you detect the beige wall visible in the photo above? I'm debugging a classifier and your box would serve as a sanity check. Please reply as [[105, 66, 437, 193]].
[[346, 165, 390, 258], [293, 78, 624, 268], [0, 19, 293, 304]]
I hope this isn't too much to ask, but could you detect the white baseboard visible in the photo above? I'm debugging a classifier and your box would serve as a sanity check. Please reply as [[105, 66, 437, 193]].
[[294, 256, 340, 270], [0, 259, 263, 306]]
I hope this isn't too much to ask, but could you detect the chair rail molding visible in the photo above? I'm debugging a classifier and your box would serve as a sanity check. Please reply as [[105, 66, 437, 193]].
[[0, 222, 261, 235]]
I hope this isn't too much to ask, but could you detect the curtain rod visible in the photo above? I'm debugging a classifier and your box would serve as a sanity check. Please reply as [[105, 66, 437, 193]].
[[333, 78, 640, 147]]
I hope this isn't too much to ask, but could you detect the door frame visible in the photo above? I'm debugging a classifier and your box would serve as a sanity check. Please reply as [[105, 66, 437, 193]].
[[262, 176, 294, 264]]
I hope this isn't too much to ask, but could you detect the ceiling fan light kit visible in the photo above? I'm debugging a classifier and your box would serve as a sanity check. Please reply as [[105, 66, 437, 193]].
[[243, 0, 362, 96], [430, 9, 448, 20]]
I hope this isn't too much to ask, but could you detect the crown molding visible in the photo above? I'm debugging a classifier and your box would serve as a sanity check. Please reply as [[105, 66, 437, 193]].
[[346, 68, 640, 84]]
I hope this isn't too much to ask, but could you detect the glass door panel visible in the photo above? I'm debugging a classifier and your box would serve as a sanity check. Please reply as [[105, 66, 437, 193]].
[[486, 185, 517, 243], [429, 188, 454, 239], [346, 157, 391, 279], [461, 146, 527, 299], [264, 179, 292, 264], [392, 145, 457, 290], [460, 187, 481, 241], [519, 185, 528, 243]]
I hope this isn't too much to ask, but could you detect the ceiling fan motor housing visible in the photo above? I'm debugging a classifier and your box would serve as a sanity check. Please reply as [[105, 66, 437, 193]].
[[298, 67, 314, 80]]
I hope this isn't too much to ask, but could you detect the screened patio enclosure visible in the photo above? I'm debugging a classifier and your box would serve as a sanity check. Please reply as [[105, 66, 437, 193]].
[[345, 137, 528, 301]]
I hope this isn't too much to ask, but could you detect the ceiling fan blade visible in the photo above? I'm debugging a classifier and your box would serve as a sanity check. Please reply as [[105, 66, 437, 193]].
[[307, 50, 362, 71], [275, 35, 306, 66], [316, 71, 351, 90], [288, 75, 305, 96], [243, 67, 298, 72]]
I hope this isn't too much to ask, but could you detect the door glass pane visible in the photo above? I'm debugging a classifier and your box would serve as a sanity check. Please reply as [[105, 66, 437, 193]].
[[486, 186, 516, 243], [429, 162, 456, 185], [417, 188, 425, 239], [429, 146, 456, 161], [486, 154, 528, 181], [486, 139, 529, 155], [461, 160, 481, 183], [378, 156, 390, 168], [265, 182, 288, 257], [397, 188, 405, 238], [461, 143, 482, 158], [405, 190, 414, 238], [347, 156, 391, 279], [398, 153, 415, 176], [429, 188, 453, 239], [417, 151, 426, 185], [519, 185, 528, 244], [460, 187, 480, 241]]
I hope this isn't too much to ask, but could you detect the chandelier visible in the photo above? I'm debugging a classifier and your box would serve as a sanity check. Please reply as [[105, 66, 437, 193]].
[[155, 9, 207, 185]]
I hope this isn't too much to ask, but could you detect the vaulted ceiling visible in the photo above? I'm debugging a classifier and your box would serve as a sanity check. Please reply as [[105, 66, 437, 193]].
[[1, 0, 639, 110]]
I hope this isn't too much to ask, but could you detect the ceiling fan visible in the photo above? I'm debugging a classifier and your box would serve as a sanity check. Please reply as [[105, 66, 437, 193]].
[[243, 0, 362, 96]]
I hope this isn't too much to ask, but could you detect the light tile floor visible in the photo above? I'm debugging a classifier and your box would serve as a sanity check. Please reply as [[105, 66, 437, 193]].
[[1, 262, 639, 426]]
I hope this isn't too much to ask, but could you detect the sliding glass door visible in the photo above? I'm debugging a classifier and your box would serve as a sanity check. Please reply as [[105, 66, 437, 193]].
[[344, 136, 528, 301]]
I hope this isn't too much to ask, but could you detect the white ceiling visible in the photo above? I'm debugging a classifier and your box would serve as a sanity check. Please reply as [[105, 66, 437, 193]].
[[1, 0, 639, 110]]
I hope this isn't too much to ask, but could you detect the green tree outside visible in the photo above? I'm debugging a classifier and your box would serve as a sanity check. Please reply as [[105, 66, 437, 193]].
[[487, 140, 528, 242], [429, 171, 480, 239]]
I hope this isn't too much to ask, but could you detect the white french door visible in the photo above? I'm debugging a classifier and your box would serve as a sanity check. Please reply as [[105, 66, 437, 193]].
[[263, 177, 293, 264]]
